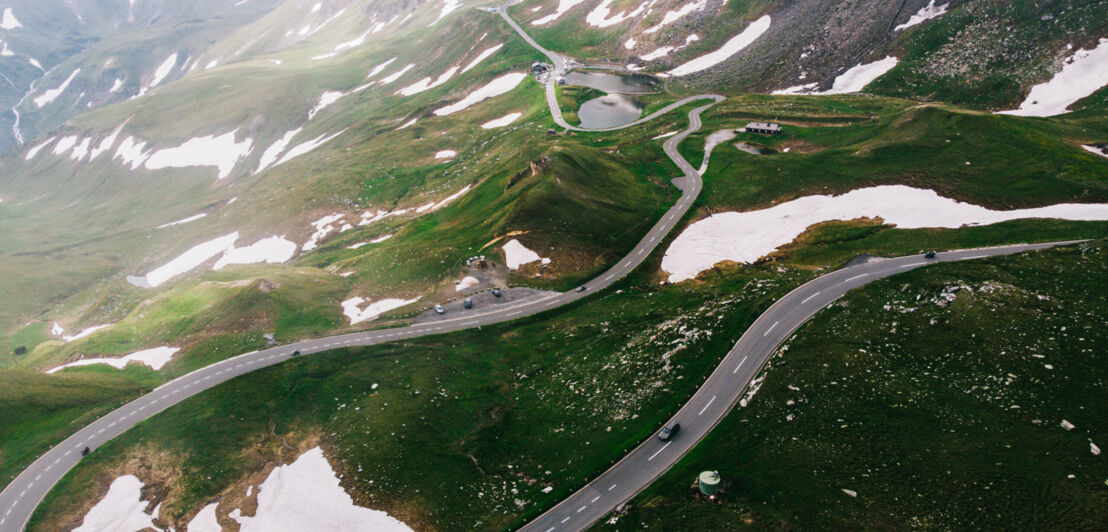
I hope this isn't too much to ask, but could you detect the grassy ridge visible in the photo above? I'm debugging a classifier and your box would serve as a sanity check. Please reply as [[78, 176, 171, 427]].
[[679, 95, 1108, 211], [603, 239, 1108, 530]]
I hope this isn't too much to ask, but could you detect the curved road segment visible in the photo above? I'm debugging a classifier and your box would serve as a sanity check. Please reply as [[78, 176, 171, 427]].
[[515, 240, 1082, 532], [0, 4, 1088, 530], [0, 65, 721, 532]]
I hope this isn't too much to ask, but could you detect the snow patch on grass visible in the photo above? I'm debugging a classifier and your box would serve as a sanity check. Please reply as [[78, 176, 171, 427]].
[[0, 8, 22, 30], [187, 503, 221, 532], [367, 58, 397, 79], [481, 111, 522, 129], [644, 0, 704, 34], [532, 0, 587, 25], [397, 66, 460, 96], [461, 43, 504, 74], [662, 185, 1108, 282], [231, 447, 413, 530], [342, 297, 419, 325], [48, 347, 180, 374], [143, 129, 254, 179], [213, 236, 297, 270], [455, 275, 480, 291], [256, 127, 303, 173], [72, 476, 160, 531], [502, 239, 551, 270], [34, 69, 80, 108], [586, 0, 648, 28], [25, 137, 56, 160], [431, 0, 463, 26], [893, 1, 949, 32], [999, 38, 1108, 117], [378, 63, 415, 84], [665, 16, 770, 77], [433, 72, 527, 116], [156, 213, 208, 229], [273, 129, 346, 168]]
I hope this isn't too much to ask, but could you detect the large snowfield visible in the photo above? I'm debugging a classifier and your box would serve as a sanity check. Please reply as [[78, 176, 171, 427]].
[[662, 186, 1108, 282]]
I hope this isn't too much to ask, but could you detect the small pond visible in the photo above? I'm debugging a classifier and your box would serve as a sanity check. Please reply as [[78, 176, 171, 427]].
[[577, 93, 645, 129], [562, 71, 659, 94]]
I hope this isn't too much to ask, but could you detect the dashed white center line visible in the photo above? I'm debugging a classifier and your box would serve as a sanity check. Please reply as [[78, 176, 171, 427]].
[[965, 255, 987, 260], [591, 495, 600, 503], [507, 311, 522, 317], [608, 483, 617, 491], [577, 506, 587, 513], [846, 273, 868, 282], [545, 528, 555, 532], [561, 517, 570, 524], [648, 440, 672, 461], [698, 395, 717, 416], [899, 262, 926, 269], [801, 291, 821, 304], [763, 321, 779, 336], [732, 356, 748, 374]]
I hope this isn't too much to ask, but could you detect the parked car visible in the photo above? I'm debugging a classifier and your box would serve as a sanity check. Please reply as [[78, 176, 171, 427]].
[[925, 250, 937, 259], [657, 421, 680, 441], [434, 304, 445, 314], [576, 286, 588, 293], [81, 446, 91, 456], [492, 289, 502, 298], [464, 298, 473, 309]]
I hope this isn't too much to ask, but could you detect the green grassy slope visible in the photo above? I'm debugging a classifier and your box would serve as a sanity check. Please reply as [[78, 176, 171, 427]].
[[28, 264, 811, 531], [602, 239, 1108, 530]]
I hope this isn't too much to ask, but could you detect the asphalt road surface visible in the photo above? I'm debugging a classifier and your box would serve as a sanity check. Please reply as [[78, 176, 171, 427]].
[[516, 240, 1084, 532], [0, 4, 1089, 529], [0, 63, 722, 532]]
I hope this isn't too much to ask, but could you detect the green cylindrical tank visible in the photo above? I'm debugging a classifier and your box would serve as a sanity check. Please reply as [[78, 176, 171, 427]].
[[698, 470, 721, 496]]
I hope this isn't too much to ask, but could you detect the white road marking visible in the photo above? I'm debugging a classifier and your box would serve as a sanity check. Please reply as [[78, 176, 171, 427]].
[[561, 517, 570, 524], [846, 273, 868, 282], [637, 249, 644, 255], [591, 495, 600, 503], [545, 528, 555, 532], [899, 262, 926, 268], [801, 291, 820, 304], [577, 506, 586, 513], [648, 440, 672, 461], [763, 321, 779, 336], [507, 311, 522, 317], [698, 395, 717, 416], [108, 422, 116, 428], [608, 484, 617, 491], [732, 356, 748, 374], [965, 255, 987, 260]]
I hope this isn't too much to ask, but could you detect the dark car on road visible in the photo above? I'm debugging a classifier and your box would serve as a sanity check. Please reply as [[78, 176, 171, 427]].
[[492, 289, 502, 298], [925, 250, 937, 259], [657, 421, 680, 441], [291, 350, 301, 357], [576, 286, 588, 293], [81, 446, 90, 456]]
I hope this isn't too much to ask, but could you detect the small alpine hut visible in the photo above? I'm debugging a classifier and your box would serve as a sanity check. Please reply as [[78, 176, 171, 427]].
[[743, 122, 782, 135]]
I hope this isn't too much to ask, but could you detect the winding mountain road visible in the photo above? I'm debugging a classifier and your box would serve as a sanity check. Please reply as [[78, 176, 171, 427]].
[[0, 6, 1088, 532]]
